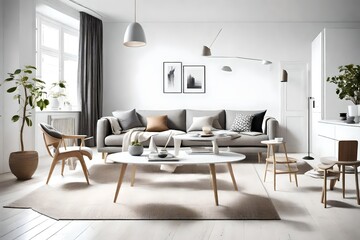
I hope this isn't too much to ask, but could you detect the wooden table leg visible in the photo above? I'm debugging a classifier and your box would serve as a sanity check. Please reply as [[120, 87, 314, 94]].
[[209, 164, 219, 206], [114, 163, 128, 203], [130, 165, 137, 187], [227, 163, 238, 191]]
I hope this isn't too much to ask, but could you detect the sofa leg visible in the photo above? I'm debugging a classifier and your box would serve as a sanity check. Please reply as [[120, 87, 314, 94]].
[[258, 152, 262, 163]]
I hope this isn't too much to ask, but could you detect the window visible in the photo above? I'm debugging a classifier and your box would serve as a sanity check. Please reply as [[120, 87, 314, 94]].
[[36, 14, 79, 110]]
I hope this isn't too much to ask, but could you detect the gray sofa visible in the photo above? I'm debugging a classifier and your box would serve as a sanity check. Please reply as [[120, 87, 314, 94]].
[[97, 109, 279, 160]]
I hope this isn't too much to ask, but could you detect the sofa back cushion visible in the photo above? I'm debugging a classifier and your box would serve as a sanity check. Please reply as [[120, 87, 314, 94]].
[[112, 109, 143, 130], [137, 109, 186, 131], [186, 109, 225, 130], [225, 110, 266, 132]]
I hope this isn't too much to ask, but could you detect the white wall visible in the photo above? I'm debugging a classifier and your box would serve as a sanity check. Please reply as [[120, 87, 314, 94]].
[[0, 0, 4, 173], [103, 22, 360, 119], [1, 0, 36, 174]]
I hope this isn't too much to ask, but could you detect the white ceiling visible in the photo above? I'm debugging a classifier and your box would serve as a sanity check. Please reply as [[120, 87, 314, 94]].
[[60, 0, 360, 23]]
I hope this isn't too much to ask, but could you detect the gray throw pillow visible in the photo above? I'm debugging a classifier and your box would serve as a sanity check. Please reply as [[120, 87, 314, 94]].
[[187, 116, 214, 132], [230, 113, 254, 132], [112, 109, 143, 131], [40, 123, 62, 139]]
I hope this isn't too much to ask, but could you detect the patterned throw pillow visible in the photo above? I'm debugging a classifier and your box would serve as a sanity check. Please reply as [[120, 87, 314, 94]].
[[230, 113, 254, 132]]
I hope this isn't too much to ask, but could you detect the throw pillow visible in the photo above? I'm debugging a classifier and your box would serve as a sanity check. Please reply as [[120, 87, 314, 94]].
[[187, 116, 214, 132], [112, 109, 143, 131], [230, 113, 254, 132], [251, 110, 267, 132], [146, 115, 169, 132]]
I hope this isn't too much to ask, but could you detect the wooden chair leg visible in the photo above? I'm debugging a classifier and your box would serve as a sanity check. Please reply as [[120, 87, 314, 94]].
[[61, 159, 66, 176], [355, 167, 360, 205], [324, 170, 328, 208], [330, 179, 337, 190], [131, 165, 137, 187], [78, 156, 90, 184], [321, 188, 325, 203], [263, 161, 269, 182], [46, 159, 58, 184], [342, 165, 346, 198], [294, 173, 298, 187]]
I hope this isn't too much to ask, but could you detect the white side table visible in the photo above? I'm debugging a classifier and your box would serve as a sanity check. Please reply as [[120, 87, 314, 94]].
[[261, 140, 299, 191]]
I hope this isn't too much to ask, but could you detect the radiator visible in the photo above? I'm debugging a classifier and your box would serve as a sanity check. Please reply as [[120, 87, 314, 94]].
[[48, 115, 76, 146]]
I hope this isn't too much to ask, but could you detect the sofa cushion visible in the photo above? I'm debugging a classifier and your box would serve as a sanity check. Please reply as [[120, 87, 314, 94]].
[[146, 115, 169, 132], [230, 113, 254, 132], [221, 133, 269, 147], [186, 109, 225, 130], [187, 116, 214, 132], [137, 109, 186, 131], [225, 110, 266, 132], [112, 109, 143, 130]]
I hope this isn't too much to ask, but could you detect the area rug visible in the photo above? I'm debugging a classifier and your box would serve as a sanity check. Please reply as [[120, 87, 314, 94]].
[[5, 163, 280, 220]]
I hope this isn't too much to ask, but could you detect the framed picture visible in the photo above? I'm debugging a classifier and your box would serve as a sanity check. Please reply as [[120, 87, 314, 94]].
[[183, 65, 206, 93], [163, 62, 182, 93]]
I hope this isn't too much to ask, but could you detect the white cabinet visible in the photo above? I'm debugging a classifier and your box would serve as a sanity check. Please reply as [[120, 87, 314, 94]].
[[311, 28, 360, 156], [317, 120, 360, 159]]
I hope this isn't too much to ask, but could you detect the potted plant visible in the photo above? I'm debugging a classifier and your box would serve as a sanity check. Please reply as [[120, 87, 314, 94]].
[[327, 64, 360, 121], [48, 80, 66, 110], [128, 139, 144, 156], [1, 65, 49, 180]]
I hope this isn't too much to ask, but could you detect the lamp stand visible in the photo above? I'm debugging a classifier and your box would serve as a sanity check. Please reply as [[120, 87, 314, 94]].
[[303, 97, 314, 160]]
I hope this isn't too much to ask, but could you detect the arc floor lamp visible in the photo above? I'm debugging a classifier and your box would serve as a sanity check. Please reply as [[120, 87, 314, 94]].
[[202, 29, 272, 65]]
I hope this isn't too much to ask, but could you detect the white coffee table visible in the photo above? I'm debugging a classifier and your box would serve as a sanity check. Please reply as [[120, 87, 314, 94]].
[[172, 133, 231, 155], [108, 151, 246, 206]]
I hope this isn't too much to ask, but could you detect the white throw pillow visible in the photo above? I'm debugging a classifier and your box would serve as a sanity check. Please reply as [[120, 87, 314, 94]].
[[187, 116, 214, 132]]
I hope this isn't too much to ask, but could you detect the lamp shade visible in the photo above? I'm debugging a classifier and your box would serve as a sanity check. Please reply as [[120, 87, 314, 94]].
[[221, 66, 232, 72], [281, 69, 288, 82], [123, 22, 146, 47], [202, 46, 212, 56]]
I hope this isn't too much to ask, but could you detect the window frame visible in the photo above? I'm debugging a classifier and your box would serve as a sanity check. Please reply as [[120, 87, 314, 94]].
[[36, 14, 79, 111]]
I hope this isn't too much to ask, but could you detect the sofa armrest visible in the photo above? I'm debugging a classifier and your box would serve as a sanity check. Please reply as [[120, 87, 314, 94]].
[[264, 117, 278, 140], [97, 118, 112, 150]]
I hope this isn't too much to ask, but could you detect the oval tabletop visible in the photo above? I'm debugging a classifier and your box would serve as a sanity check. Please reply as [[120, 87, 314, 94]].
[[107, 151, 246, 165], [172, 133, 232, 141]]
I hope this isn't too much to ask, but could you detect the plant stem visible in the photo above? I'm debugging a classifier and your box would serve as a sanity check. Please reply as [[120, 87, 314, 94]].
[[20, 83, 28, 152]]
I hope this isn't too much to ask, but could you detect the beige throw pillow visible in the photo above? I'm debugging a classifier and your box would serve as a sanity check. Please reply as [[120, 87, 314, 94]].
[[187, 116, 214, 132], [146, 115, 169, 132]]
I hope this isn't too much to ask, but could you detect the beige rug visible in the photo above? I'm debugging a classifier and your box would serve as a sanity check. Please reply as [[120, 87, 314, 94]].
[[5, 162, 280, 220]]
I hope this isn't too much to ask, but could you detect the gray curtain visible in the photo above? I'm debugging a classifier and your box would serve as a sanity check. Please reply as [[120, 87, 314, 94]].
[[78, 12, 103, 147]]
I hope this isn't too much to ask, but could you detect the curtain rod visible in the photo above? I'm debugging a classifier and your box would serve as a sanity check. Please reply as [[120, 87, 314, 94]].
[[68, 0, 103, 19]]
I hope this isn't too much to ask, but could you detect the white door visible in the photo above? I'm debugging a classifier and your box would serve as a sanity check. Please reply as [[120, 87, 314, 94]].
[[280, 62, 309, 153]]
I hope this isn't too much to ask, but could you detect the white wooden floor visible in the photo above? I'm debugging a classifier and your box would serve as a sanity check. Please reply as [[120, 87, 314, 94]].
[[1, 151, 360, 240]]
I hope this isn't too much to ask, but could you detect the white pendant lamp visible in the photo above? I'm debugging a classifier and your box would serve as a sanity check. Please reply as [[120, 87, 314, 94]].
[[124, 0, 146, 47]]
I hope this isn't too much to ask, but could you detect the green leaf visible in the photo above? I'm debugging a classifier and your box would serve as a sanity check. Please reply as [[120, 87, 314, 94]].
[[11, 115, 20, 122], [59, 83, 66, 88], [33, 78, 45, 84], [25, 65, 36, 69], [24, 70, 32, 74], [25, 117, 32, 127], [14, 69, 21, 74], [5, 77, 14, 81], [7, 87, 17, 93], [22, 76, 29, 81]]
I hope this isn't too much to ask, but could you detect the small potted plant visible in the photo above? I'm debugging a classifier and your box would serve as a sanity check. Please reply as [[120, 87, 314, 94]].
[[128, 139, 144, 156], [1, 65, 49, 180], [327, 64, 360, 122], [49, 80, 66, 110]]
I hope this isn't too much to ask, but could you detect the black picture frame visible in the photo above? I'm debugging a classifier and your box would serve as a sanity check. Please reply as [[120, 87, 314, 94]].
[[183, 65, 206, 93], [163, 62, 182, 93]]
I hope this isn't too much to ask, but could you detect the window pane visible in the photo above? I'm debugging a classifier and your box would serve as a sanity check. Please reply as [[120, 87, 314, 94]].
[[41, 53, 59, 85], [41, 23, 59, 50], [64, 59, 78, 106], [64, 32, 79, 55]]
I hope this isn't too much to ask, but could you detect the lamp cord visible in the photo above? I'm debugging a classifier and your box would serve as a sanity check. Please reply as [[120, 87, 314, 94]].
[[209, 28, 223, 48]]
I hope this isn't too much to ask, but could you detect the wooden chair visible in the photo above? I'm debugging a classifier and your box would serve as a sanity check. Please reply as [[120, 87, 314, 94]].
[[318, 140, 360, 208], [39, 123, 93, 184]]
